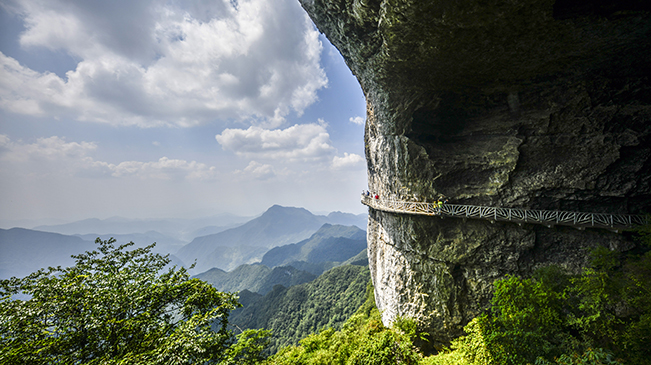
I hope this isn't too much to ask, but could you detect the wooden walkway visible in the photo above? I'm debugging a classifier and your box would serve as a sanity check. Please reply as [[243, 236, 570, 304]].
[[361, 195, 648, 232]]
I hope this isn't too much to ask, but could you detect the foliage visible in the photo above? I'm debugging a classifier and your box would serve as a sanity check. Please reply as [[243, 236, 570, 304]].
[[265, 282, 424, 365], [0, 238, 269, 364], [260, 220, 651, 365], [221, 329, 272, 365], [427, 249, 651, 365], [229, 264, 370, 353], [432, 274, 579, 365], [536, 348, 623, 365]]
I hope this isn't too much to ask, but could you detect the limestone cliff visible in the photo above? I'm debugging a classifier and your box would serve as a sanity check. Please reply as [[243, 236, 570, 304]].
[[299, 0, 651, 349]]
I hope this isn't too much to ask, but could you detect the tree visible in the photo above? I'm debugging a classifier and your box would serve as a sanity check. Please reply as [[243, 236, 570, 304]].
[[0, 238, 267, 364]]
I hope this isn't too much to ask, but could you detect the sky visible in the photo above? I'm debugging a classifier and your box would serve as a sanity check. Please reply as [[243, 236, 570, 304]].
[[0, 0, 368, 227]]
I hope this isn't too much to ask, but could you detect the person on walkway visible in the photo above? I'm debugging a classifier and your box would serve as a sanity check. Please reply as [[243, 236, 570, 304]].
[[375, 194, 379, 199]]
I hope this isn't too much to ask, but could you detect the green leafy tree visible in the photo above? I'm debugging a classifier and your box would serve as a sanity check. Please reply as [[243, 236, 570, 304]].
[[0, 238, 269, 364]]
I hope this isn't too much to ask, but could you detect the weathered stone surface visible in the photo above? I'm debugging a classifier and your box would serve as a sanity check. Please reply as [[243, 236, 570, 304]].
[[300, 0, 651, 350]]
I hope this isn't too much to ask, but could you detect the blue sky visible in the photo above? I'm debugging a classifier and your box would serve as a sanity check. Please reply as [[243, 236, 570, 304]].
[[0, 0, 367, 227]]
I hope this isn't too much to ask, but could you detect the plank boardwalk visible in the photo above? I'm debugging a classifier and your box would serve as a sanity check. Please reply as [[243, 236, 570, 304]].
[[361, 195, 648, 232]]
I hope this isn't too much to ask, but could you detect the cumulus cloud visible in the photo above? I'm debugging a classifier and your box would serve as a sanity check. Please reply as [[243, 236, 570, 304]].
[[0, 0, 327, 127], [0, 134, 216, 180], [332, 152, 365, 170], [238, 161, 275, 180], [215, 123, 335, 162], [349, 116, 365, 125]]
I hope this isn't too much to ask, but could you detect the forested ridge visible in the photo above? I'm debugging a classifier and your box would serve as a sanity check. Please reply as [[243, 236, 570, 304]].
[[229, 264, 370, 354]]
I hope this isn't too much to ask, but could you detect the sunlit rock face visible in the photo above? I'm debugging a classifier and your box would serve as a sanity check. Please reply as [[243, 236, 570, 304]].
[[300, 0, 651, 349]]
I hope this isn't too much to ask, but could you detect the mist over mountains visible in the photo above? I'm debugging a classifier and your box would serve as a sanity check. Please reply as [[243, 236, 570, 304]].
[[196, 223, 367, 294], [32, 213, 253, 242], [176, 205, 367, 273], [2, 205, 370, 354], [1, 205, 367, 280], [260, 224, 366, 267], [0, 228, 94, 279]]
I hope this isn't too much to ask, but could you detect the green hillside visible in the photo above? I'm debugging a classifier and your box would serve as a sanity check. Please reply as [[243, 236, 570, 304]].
[[229, 264, 371, 353], [196, 264, 316, 295], [194, 223, 367, 294], [260, 224, 366, 268]]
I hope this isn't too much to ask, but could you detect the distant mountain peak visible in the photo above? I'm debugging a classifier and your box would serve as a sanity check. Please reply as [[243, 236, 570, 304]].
[[263, 205, 312, 215]]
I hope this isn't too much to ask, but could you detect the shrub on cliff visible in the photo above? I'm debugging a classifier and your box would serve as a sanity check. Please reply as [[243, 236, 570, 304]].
[[0, 238, 269, 364], [429, 240, 651, 365]]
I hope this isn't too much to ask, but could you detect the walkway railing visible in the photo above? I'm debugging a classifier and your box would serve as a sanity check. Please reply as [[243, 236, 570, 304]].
[[361, 195, 648, 231]]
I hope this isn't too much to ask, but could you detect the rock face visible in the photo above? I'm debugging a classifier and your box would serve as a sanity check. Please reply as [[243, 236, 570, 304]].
[[299, 0, 651, 349]]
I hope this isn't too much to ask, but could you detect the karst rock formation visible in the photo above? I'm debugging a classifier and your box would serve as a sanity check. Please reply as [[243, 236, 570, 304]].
[[299, 0, 651, 349]]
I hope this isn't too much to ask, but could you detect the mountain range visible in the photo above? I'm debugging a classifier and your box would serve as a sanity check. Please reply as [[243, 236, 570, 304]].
[[176, 205, 367, 272], [1, 205, 367, 279], [196, 264, 317, 295], [0, 228, 94, 279], [260, 224, 366, 268], [75, 231, 187, 255], [32, 213, 253, 242], [2, 206, 372, 355], [194, 223, 367, 294]]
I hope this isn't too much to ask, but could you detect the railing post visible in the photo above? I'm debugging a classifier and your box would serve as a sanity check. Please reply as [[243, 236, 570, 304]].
[[573, 212, 576, 225]]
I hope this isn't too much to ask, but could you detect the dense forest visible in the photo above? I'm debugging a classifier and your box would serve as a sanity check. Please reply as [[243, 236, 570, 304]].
[[229, 264, 370, 353]]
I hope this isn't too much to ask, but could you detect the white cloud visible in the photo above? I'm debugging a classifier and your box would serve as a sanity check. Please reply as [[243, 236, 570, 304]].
[[215, 123, 335, 162], [0, 135, 97, 162], [105, 157, 215, 180], [0, 0, 327, 127], [238, 161, 275, 180], [332, 152, 365, 170], [349, 116, 365, 125], [0, 134, 216, 180]]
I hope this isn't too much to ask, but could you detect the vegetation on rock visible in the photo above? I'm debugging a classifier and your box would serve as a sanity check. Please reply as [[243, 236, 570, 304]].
[[268, 224, 651, 365], [428, 244, 650, 365]]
